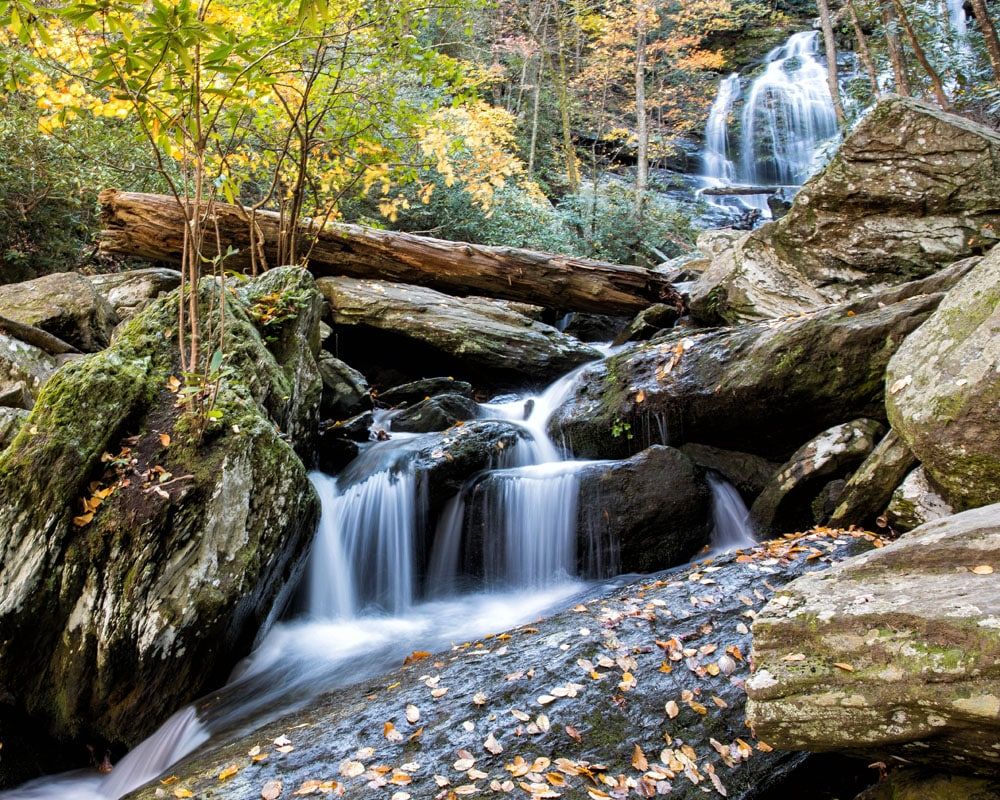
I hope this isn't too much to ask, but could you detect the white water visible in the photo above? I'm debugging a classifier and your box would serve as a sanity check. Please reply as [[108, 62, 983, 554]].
[[707, 474, 758, 554], [700, 30, 841, 217]]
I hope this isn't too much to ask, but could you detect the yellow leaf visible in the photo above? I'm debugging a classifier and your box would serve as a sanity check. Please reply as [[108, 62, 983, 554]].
[[173, 789, 193, 799], [159, 433, 171, 447], [834, 662, 855, 672], [972, 565, 994, 575], [631, 745, 648, 771], [219, 765, 239, 781]]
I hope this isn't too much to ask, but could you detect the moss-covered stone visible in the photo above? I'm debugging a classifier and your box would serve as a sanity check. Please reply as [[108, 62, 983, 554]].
[[0, 267, 323, 779]]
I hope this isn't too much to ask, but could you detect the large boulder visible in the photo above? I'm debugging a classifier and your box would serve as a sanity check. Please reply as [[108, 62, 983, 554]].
[[690, 97, 1000, 324], [378, 376, 474, 406], [128, 528, 880, 800], [0, 333, 59, 408], [390, 393, 480, 433], [0, 271, 118, 351], [317, 351, 371, 421], [89, 268, 182, 321], [551, 274, 949, 461], [827, 430, 916, 527], [886, 245, 1000, 511], [0, 267, 323, 770], [746, 505, 1000, 773], [679, 442, 780, 501], [885, 466, 954, 532], [317, 277, 601, 390], [750, 419, 884, 535], [576, 445, 712, 572]]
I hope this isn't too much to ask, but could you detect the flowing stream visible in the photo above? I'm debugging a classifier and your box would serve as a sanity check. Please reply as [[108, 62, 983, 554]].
[[5, 355, 753, 800], [700, 29, 841, 217]]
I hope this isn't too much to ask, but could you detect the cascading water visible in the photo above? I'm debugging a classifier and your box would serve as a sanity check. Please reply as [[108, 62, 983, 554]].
[[700, 30, 841, 217], [707, 473, 758, 554]]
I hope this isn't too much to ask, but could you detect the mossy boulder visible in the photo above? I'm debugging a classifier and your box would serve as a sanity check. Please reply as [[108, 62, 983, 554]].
[[0, 332, 60, 408], [690, 96, 1000, 324], [886, 245, 1000, 510], [885, 466, 954, 532], [89, 268, 182, 321], [0, 267, 323, 777], [827, 430, 916, 528], [746, 504, 1000, 774], [551, 275, 946, 462], [0, 271, 118, 351]]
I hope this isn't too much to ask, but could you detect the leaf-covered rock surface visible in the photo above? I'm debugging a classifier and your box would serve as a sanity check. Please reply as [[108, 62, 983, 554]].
[[0, 267, 323, 772], [126, 528, 882, 800], [746, 505, 1000, 773]]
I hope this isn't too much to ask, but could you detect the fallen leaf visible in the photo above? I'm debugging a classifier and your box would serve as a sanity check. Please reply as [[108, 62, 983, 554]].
[[632, 745, 649, 771], [261, 780, 283, 800], [665, 701, 679, 719], [173, 789, 193, 799], [219, 765, 239, 781], [159, 433, 171, 447], [485, 733, 503, 755], [406, 704, 420, 724], [973, 565, 994, 575], [834, 662, 855, 672]]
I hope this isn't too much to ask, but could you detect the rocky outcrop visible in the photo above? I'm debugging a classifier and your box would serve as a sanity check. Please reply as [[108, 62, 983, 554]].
[[613, 303, 681, 345], [89, 268, 182, 321], [317, 352, 371, 421], [577, 446, 712, 572], [129, 528, 879, 800], [317, 277, 601, 390], [827, 430, 916, 527], [886, 245, 1000, 511], [390, 393, 480, 433], [379, 377, 474, 406], [746, 505, 1000, 773], [0, 268, 323, 764], [690, 98, 1000, 324], [0, 407, 26, 449], [679, 443, 780, 501], [0, 271, 118, 351], [551, 277, 944, 461], [885, 466, 954, 532], [0, 333, 59, 409], [750, 420, 883, 534]]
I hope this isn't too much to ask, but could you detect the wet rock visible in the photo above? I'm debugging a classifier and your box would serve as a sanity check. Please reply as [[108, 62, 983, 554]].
[[560, 312, 630, 343], [390, 393, 480, 433], [330, 410, 373, 442], [886, 245, 1000, 511], [856, 769, 1000, 800], [128, 528, 880, 800], [89, 268, 182, 320], [747, 504, 1000, 773], [827, 430, 916, 527], [690, 98, 1000, 324], [0, 271, 118, 352], [679, 442, 780, 501], [750, 419, 884, 535], [551, 277, 943, 461], [577, 446, 712, 573], [379, 377, 475, 406], [317, 277, 601, 390], [885, 466, 954, 532], [697, 228, 744, 258], [0, 333, 59, 409], [317, 352, 371, 421], [613, 303, 681, 345], [0, 267, 322, 763]]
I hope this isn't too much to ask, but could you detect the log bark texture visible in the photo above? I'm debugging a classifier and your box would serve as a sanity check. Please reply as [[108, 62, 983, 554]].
[[99, 189, 681, 315]]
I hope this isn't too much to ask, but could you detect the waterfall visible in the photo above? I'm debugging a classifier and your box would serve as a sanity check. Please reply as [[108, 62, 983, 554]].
[[707, 474, 758, 554], [700, 30, 840, 216]]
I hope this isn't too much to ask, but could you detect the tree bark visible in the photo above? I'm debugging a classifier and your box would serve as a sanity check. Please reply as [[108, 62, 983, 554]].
[[890, 0, 952, 110], [99, 190, 681, 315], [847, 0, 882, 98], [970, 0, 1000, 82], [634, 6, 649, 219], [817, 0, 847, 124], [880, 1, 912, 96]]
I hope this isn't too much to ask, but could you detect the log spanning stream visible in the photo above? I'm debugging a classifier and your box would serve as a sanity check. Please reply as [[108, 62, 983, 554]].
[[4, 354, 756, 800]]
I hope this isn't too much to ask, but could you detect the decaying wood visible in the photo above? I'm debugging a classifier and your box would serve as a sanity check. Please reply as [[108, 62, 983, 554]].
[[0, 313, 81, 355], [99, 190, 681, 315], [701, 185, 789, 196]]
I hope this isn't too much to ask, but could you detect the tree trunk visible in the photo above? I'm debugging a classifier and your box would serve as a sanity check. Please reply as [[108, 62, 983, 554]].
[[970, 0, 1000, 82], [634, 6, 649, 219], [891, 0, 952, 109], [847, 0, 882, 98], [880, 1, 912, 96], [99, 190, 681, 315], [554, 2, 580, 191], [817, 0, 847, 124]]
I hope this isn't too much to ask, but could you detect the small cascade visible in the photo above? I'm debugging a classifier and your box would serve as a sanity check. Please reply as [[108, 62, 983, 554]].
[[700, 30, 841, 217], [707, 474, 758, 554]]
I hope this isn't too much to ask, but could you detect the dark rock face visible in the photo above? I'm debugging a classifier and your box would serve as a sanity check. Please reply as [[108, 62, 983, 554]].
[[613, 304, 682, 346], [679, 443, 780, 502], [747, 505, 1000, 774], [0, 268, 323, 770], [561, 312, 630, 343], [379, 377, 475, 406], [577, 446, 712, 573], [0, 271, 118, 352], [827, 430, 916, 528], [317, 351, 371, 421], [856, 769, 1000, 800], [126, 529, 880, 800], [317, 277, 601, 391], [390, 393, 480, 433], [749, 419, 884, 535], [550, 279, 944, 462], [886, 245, 1000, 511]]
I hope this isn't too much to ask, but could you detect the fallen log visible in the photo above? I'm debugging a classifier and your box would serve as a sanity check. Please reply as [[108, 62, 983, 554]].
[[98, 190, 681, 316], [701, 185, 792, 196]]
